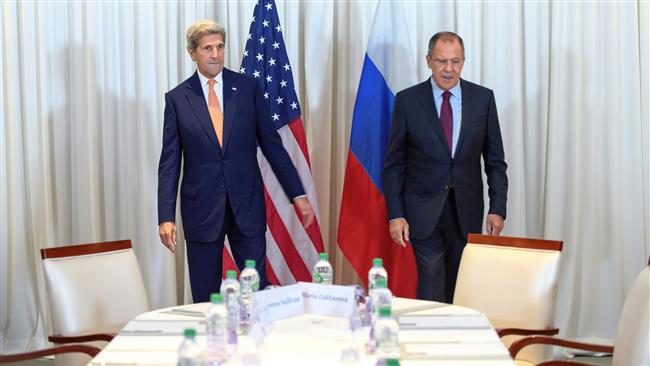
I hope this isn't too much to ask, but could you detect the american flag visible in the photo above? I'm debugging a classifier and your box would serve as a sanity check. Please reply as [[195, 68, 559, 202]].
[[224, 0, 324, 284]]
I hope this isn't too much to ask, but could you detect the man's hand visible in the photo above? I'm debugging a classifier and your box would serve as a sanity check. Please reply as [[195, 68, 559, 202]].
[[389, 218, 410, 248], [293, 197, 315, 229], [159, 221, 177, 253], [486, 214, 504, 236]]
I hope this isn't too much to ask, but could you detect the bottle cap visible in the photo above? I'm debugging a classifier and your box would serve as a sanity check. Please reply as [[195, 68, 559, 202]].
[[226, 270, 237, 279], [183, 328, 196, 338], [245, 259, 256, 268], [319, 252, 329, 260], [372, 258, 383, 266]]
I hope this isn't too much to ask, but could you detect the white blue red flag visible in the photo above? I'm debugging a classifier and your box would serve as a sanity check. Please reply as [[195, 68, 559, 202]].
[[337, 1, 419, 297], [225, 0, 324, 285]]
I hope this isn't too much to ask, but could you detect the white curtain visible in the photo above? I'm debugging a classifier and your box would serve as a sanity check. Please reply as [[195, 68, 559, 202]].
[[1, 0, 648, 353]]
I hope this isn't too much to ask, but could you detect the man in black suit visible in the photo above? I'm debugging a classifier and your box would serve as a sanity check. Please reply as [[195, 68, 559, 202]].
[[383, 32, 508, 302]]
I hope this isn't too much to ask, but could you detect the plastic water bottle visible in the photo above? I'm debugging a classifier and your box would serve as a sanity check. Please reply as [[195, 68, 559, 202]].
[[364, 293, 374, 327], [374, 307, 400, 361], [177, 328, 203, 366], [206, 293, 227, 365], [239, 259, 260, 333], [350, 285, 366, 330], [220, 270, 240, 350], [376, 358, 400, 366], [368, 258, 388, 291], [312, 252, 333, 284], [370, 278, 392, 322]]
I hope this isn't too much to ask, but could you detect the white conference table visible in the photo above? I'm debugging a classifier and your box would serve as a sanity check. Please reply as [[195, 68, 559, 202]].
[[88, 297, 515, 365]]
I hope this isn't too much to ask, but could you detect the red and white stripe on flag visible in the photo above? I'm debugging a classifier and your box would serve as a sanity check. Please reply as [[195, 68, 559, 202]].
[[223, 0, 324, 284], [222, 118, 324, 284]]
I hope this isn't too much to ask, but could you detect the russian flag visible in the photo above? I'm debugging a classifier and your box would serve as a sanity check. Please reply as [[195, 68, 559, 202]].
[[337, 1, 418, 298]]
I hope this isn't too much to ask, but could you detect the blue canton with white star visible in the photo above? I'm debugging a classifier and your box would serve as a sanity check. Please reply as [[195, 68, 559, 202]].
[[240, 0, 301, 130]]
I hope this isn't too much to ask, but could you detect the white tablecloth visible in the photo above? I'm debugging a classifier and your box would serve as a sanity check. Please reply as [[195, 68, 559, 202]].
[[88, 297, 515, 365]]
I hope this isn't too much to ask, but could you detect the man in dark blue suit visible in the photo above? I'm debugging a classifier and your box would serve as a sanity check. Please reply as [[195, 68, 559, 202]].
[[158, 20, 314, 303], [383, 32, 508, 302]]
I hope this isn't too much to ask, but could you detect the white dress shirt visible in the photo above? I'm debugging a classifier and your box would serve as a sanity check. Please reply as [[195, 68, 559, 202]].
[[430, 78, 462, 158], [197, 70, 224, 112]]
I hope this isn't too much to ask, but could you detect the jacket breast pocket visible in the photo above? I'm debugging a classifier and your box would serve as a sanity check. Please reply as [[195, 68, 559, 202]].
[[181, 185, 198, 199]]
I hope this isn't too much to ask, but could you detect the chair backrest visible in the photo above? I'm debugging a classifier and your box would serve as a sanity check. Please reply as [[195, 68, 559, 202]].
[[41, 239, 150, 337], [613, 263, 649, 366], [453, 233, 563, 365]]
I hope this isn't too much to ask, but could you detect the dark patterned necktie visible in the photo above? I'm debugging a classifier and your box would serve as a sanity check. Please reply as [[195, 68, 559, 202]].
[[440, 90, 453, 151]]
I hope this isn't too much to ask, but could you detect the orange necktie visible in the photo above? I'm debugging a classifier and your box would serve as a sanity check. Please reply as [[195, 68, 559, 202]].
[[207, 79, 223, 146]]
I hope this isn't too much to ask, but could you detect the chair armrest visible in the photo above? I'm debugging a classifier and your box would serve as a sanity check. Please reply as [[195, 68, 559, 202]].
[[509, 335, 614, 359], [497, 327, 559, 337], [49, 333, 115, 343], [0, 344, 100, 363], [536, 361, 602, 366]]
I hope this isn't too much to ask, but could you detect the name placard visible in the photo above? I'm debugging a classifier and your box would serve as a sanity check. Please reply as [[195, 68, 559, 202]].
[[398, 314, 491, 330], [247, 320, 268, 348], [252, 283, 305, 325], [299, 282, 356, 318]]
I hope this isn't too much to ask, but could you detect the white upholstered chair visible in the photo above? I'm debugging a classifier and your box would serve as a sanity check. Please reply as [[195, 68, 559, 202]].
[[510, 258, 650, 366], [453, 233, 563, 366], [40, 240, 150, 366]]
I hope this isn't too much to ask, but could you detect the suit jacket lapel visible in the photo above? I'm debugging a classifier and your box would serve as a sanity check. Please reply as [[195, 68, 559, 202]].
[[418, 79, 451, 156], [455, 79, 472, 157], [221, 69, 239, 154], [185, 72, 222, 151]]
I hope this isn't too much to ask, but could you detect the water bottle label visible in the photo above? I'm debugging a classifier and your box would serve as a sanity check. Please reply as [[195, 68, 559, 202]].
[[313, 272, 323, 283], [369, 273, 387, 290]]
